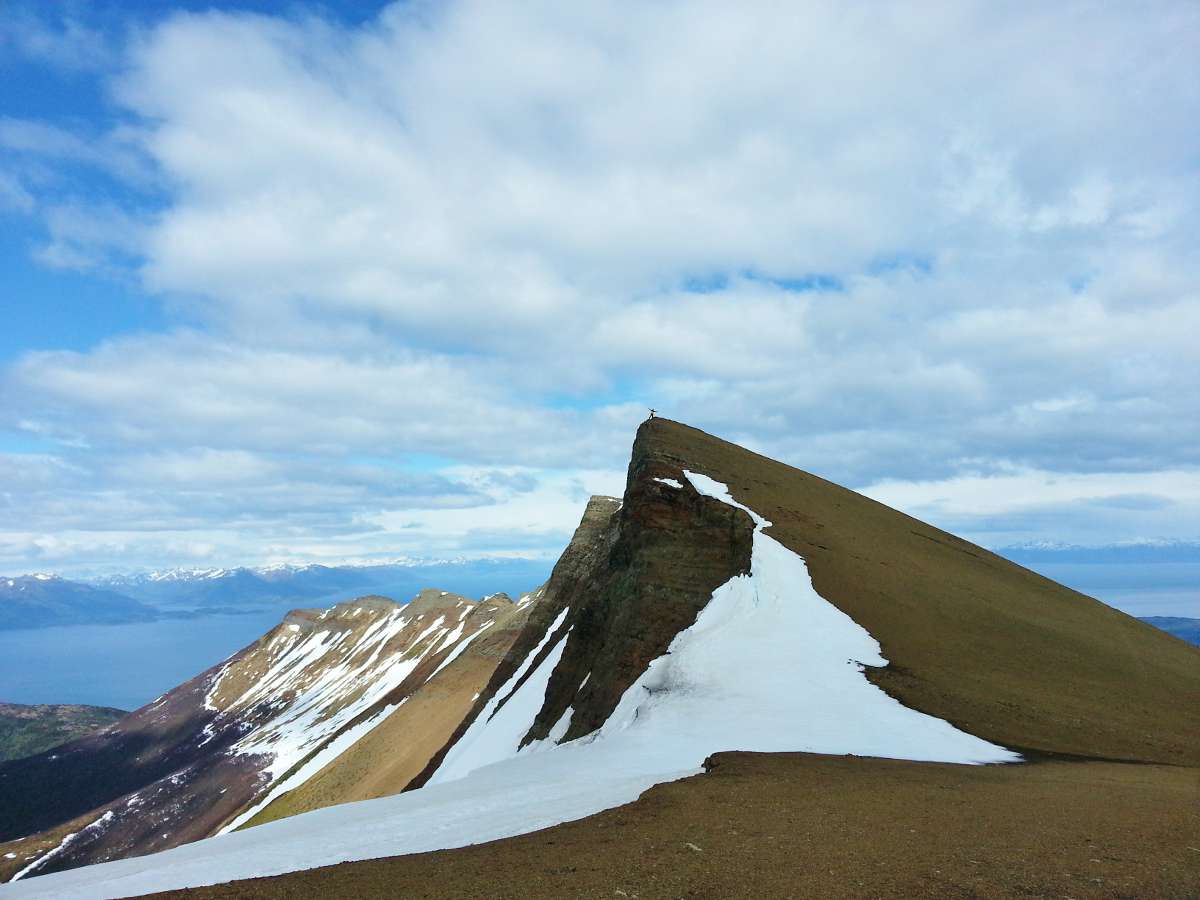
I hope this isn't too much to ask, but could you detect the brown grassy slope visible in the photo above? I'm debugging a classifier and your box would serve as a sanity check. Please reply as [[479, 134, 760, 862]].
[[242, 598, 534, 827], [634, 418, 1200, 766], [146, 752, 1200, 900]]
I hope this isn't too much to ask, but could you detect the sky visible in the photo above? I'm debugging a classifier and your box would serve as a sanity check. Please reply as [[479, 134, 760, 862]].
[[1, 0, 1198, 580]]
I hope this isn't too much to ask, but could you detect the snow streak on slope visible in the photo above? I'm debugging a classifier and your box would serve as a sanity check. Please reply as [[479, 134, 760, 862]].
[[217, 607, 506, 835], [429, 607, 571, 784], [4, 474, 1017, 899], [211, 607, 434, 783], [215, 701, 401, 836]]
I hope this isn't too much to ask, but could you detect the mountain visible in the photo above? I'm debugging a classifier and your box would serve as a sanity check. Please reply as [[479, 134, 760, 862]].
[[0, 705, 127, 763], [3, 418, 1197, 899], [0, 576, 157, 630], [89, 559, 551, 610], [1140, 615, 1200, 646], [1, 559, 552, 631], [0, 588, 532, 881]]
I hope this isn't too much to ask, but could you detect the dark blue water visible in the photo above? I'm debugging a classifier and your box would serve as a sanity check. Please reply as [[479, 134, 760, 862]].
[[0, 611, 286, 710]]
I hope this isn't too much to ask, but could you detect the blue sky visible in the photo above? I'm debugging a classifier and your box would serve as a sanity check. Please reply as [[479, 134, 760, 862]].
[[1, 1, 1198, 609]]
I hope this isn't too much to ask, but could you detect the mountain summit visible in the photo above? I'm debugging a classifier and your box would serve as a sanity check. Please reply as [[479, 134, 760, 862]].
[[3, 418, 1196, 898]]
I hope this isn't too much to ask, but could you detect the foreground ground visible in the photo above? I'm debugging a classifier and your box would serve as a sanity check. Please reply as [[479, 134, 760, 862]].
[[147, 751, 1200, 899]]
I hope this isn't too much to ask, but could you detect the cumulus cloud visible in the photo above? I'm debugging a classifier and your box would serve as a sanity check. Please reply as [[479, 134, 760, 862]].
[[2, 0, 1198, 571]]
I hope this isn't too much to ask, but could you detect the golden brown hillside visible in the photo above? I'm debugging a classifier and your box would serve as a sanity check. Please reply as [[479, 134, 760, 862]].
[[632, 418, 1200, 766]]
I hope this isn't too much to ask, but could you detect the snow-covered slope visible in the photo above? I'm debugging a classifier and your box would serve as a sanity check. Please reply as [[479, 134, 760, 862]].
[[1, 471, 1017, 899], [209, 593, 490, 788]]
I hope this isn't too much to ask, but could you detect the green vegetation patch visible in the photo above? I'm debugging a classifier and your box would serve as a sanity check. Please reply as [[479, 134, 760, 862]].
[[0, 703, 127, 762]]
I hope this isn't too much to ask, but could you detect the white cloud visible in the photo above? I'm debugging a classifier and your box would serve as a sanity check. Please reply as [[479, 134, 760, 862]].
[[862, 466, 1200, 547], [2, 0, 1198, 573]]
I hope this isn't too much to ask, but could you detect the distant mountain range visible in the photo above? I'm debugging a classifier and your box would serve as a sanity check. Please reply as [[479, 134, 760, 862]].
[[0, 559, 552, 630], [3, 549, 1192, 635], [998, 540, 1200, 564], [0, 576, 158, 629]]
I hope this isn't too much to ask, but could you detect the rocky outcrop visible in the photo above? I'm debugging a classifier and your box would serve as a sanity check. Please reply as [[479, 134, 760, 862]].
[[525, 431, 755, 743], [625, 419, 1200, 766], [417, 416, 1200, 772], [408, 429, 759, 783]]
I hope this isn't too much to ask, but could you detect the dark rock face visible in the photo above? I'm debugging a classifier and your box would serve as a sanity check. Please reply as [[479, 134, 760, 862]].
[[523, 422, 755, 742], [410, 421, 755, 783]]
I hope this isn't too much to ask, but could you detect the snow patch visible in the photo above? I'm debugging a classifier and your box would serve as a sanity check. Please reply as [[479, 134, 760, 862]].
[[423, 620, 494, 685], [11, 811, 114, 882], [429, 607, 570, 785], [218, 698, 408, 835]]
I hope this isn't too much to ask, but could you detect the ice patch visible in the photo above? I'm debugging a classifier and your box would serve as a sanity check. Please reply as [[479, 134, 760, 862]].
[[652, 477, 683, 489]]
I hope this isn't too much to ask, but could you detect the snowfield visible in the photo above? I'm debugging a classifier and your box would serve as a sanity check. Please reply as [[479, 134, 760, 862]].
[[2, 473, 1017, 899]]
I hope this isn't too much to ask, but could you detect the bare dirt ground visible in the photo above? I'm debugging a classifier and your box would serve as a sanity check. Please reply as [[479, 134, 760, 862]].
[[147, 751, 1200, 900]]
